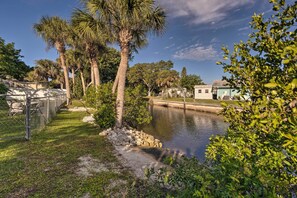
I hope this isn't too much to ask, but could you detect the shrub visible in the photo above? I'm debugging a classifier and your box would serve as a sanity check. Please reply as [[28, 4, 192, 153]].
[[124, 85, 152, 128], [84, 86, 98, 109], [70, 76, 84, 99], [84, 83, 151, 129], [84, 83, 116, 128], [0, 83, 8, 94], [93, 104, 115, 129], [84, 82, 115, 109]]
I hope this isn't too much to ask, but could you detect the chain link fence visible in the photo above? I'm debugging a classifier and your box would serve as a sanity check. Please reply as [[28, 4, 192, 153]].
[[0, 89, 66, 140]]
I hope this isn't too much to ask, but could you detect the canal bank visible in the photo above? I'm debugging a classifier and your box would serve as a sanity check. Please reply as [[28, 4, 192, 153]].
[[150, 98, 223, 114]]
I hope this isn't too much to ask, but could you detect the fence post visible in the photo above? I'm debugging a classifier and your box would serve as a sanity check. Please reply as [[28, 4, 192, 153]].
[[25, 94, 31, 140]]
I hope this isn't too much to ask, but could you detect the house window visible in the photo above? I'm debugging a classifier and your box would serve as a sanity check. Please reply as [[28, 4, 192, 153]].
[[205, 89, 209, 93], [198, 89, 202, 93]]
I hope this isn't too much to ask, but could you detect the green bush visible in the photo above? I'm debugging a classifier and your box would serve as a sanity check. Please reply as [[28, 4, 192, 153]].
[[124, 85, 152, 128], [93, 104, 115, 129], [84, 82, 115, 109], [84, 83, 116, 128], [70, 76, 84, 99], [0, 83, 8, 94], [84, 83, 151, 129]]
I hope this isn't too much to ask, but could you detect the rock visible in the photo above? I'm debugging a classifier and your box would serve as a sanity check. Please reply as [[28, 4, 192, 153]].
[[99, 130, 108, 136], [82, 115, 95, 123], [100, 127, 163, 148]]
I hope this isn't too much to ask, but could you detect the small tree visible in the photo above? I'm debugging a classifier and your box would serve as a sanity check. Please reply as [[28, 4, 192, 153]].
[[181, 66, 187, 78], [180, 74, 204, 93], [207, 0, 297, 196], [0, 37, 30, 80], [128, 60, 174, 96]]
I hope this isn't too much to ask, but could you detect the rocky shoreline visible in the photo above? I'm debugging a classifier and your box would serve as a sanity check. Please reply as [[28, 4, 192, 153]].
[[99, 127, 163, 148]]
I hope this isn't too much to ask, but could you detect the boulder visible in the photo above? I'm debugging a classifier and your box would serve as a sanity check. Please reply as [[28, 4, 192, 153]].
[[82, 115, 95, 123]]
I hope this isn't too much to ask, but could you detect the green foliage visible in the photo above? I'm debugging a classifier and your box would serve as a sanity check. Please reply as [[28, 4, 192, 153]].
[[208, 0, 297, 196], [70, 75, 84, 99], [180, 74, 204, 93], [124, 85, 152, 128], [94, 104, 116, 129], [156, 69, 180, 90], [181, 66, 187, 78], [99, 47, 121, 83], [85, 83, 116, 128], [0, 37, 30, 80], [84, 83, 151, 128], [0, 83, 8, 94], [85, 82, 115, 109], [155, 1, 297, 197], [128, 60, 174, 96]]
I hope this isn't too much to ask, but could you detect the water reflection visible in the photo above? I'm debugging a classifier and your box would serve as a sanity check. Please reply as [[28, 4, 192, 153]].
[[141, 106, 228, 161]]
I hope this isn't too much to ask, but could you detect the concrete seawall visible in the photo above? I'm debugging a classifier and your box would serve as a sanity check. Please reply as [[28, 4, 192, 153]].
[[150, 99, 223, 114]]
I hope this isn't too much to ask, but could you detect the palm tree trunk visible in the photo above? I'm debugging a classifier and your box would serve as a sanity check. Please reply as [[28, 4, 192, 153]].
[[77, 63, 86, 96], [80, 70, 86, 96], [90, 62, 94, 86], [71, 67, 75, 94], [112, 69, 120, 94], [116, 45, 129, 128], [71, 67, 75, 85], [91, 57, 100, 87], [60, 53, 71, 105]]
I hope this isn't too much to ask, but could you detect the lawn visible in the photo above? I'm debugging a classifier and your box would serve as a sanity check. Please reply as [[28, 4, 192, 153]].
[[0, 110, 134, 197], [0, 97, 26, 139]]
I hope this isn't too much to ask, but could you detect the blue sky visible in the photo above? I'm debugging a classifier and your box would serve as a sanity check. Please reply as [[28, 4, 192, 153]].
[[0, 0, 277, 84]]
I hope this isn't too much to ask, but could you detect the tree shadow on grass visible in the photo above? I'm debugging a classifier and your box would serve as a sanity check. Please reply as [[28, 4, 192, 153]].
[[0, 111, 124, 197]]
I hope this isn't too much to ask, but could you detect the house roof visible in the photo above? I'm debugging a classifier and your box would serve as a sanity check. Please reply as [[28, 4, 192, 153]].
[[194, 85, 212, 88]]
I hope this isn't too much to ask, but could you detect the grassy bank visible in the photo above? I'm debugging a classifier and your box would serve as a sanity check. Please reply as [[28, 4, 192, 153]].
[[0, 110, 133, 197]]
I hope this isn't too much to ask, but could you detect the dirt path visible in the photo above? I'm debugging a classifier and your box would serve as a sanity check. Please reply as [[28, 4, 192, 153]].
[[113, 146, 165, 179]]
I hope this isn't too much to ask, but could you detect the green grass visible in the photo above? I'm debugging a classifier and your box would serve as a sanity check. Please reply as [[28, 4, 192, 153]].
[[0, 110, 133, 197], [67, 99, 87, 109], [0, 98, 26, 139]]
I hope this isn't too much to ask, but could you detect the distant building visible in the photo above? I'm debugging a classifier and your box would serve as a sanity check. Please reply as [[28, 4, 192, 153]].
[[194, 85, 213, 99], [194, 80, 248, 100]]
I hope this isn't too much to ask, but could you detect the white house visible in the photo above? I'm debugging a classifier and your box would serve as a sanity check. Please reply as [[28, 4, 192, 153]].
[[194, 85, 213, 99]]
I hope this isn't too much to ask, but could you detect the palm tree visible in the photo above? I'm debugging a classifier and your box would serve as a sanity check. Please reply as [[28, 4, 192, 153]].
[[86, 0, 166, 127], [33, 16, 71, 105], [71, 9, 109, 87], [35, 59, 59, 81], [65, 48, 88, 95], [65, 49, 77, 88]]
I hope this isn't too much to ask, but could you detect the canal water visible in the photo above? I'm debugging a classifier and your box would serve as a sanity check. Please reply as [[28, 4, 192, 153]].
[[141, 105, 228, 161]]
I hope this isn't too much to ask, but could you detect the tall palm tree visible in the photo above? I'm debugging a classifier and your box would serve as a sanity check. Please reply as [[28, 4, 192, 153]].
[[33, 16, 71, 105], [71, 9, 109, 87], [86, 0, 166, 127], [65, 48, 88, 95], [65, 49, 77, 87]]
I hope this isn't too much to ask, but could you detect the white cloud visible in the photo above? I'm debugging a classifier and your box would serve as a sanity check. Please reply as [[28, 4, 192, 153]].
[[210, 37, 219, 44], [173, 43, 219, 61], [157, 0, 254, 25], [164, 43, 175, 49], [238, 26, 249, 31]]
